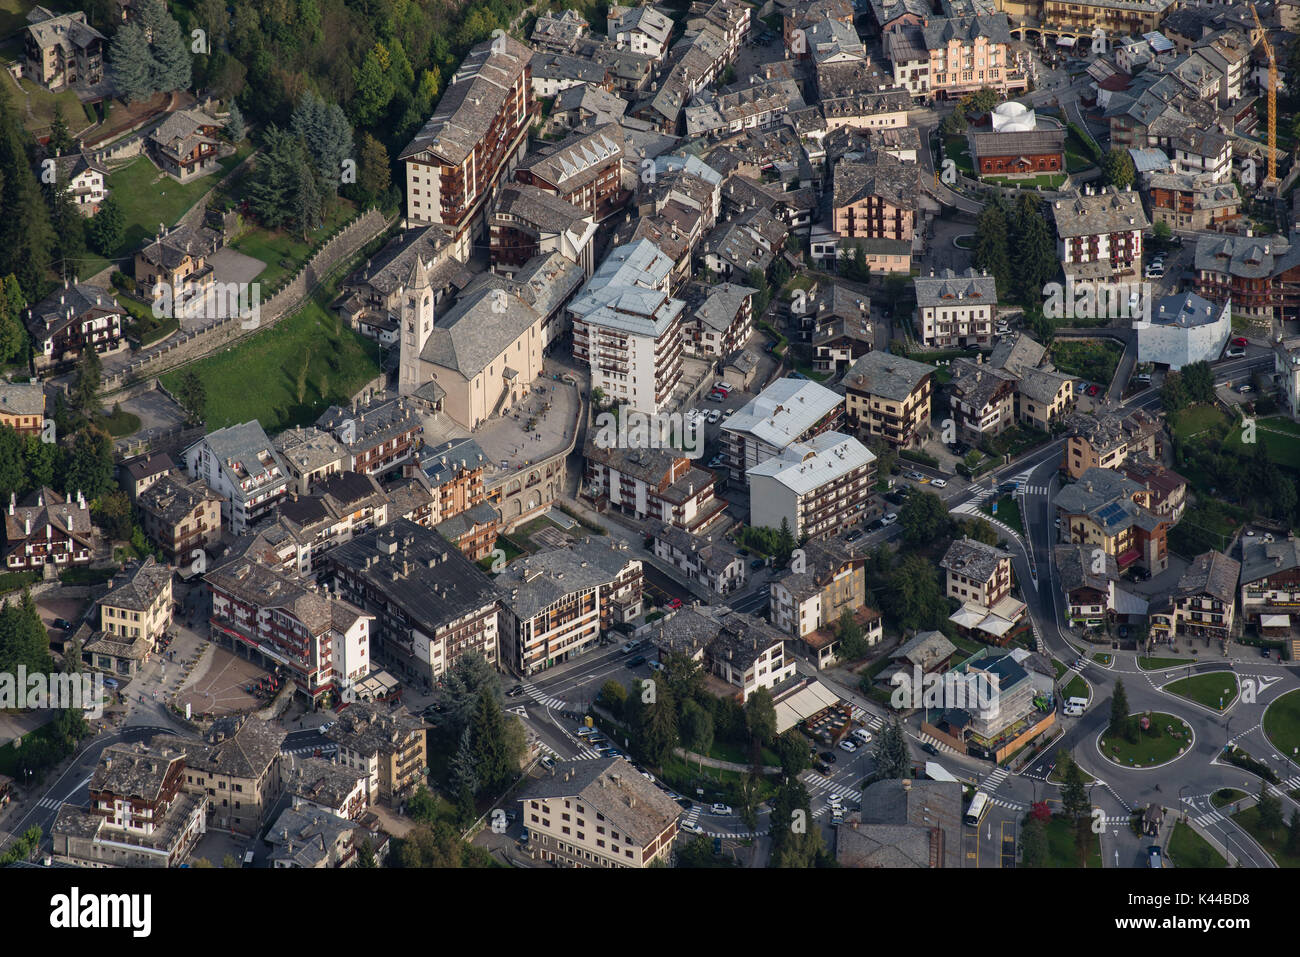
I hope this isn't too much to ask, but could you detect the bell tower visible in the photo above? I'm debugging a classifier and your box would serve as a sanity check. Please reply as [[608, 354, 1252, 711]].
[[398, 255, 435, 396]]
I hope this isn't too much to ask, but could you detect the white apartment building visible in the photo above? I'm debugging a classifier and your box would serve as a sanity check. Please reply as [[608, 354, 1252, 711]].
[[183, 420, 290, 534], [570, 239, 684, 413], [747, 432, 876, 539], [721, 378, 844, 486]]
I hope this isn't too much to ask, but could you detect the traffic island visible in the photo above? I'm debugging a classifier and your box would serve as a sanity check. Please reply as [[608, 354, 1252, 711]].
[[1162, 672, 1239, 712], [1097, 712, 1194, 769]]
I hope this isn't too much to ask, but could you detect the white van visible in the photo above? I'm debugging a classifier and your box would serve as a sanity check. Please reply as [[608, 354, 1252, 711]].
[[1066, 696, 1088, 710]]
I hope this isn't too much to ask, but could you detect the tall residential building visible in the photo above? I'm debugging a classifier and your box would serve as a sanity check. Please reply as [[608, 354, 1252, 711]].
[[324, 520, 500, 687], [569, 239, 685, 413], [913, 268, 997, 348], [1052, 467, 1170, 574], [399, 35, 538, 259], [747, 432, 877, 540], [495, 539, 644, 675], [184, 420, 290, 534], [1061, 409, 1161, 479], [838, 350, 934, 450], [1050, 185, 1148, 283], [721, 378, 845, 486], [324, 701, 429, 807]]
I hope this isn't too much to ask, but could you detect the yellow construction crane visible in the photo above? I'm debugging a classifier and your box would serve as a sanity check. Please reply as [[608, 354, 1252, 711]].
[[1249, 1, 1278, 189]]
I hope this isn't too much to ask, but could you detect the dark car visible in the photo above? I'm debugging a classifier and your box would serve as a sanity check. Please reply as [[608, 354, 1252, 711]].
[[819, 751, 837, 764], [884, 491, 906, 506], [507, 685, 524, 697], [1263, 646, 1271, 658], [750, 558, 765, 570], [677, 797, 693, 809], [998, 481, 1019, 495], [815, 761, 833, 775], [52, 618, 74, 630], [627, 655, 647, 668], [921, 742, 940, 756], [845, 529, 864, 543]]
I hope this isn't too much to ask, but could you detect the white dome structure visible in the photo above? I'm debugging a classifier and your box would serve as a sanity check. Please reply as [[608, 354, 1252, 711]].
[[991, 101, 1037, 133]]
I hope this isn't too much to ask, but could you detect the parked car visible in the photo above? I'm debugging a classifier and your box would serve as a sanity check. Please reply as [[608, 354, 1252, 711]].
[[845, 528, 864, 543], [722, 408, 734, 418], [1147, 845, 1162, 868], [52, 617, 74, 630], [681, 821, 705, 835], [707, 409, 721, 423], [930, 478, 948, 489], [1232, 336, 1248, 347], [710, 803, 733, 816], [751, 558, 766, 570], [881, 512, 899, 526], [1086, 384, 1102, 397], [838, 739, 858, 753], [819, 751, 838, 764], [1236, 382, 1253, 393], [666, 598, 683, 610], [648, 660, 665, 672], [627, 655, 647, 668], [1075, 381, 1089, 394], [851, 728, 873, 745], [1227, 346, 1246, 358], [921, 742, 940, 756], [815, 761, 833, 775], [620, 642, 637, 654], [576, 727, 597, 737], [1262, 646, 1271, 658], [540, 755, 555, 770]]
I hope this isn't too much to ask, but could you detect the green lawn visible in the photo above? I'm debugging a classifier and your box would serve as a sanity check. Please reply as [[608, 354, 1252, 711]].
[[1263, 689, 1300, 761], [95, 406, 142, 437], [1164, 672, 1238, 711], [1168, 499, 1251, 556], [14, 76, 85, 131], [1170, 404, 1228, 440], [1092, 653, 1112, 665], [1048, 339, 1124, 384], [1062, 674, 1088, 701], [159, 288, 381, 434], [1226, 418, 1300, 470], [1041, 814, 1104, 867], [1232, 805, 1300, 867], [231, 198, 357, 292], [981, 495, 1023, 534], [107, 145, 251, 253], [1099, 712, 1192, 768], [944, 135, 973, 175], [1137, 656, 1194, 670], [1211, 787, 1246, 809], [1167, 820, 1227, 868]]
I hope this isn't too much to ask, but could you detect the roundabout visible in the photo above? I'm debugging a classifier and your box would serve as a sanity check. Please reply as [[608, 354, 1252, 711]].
[[1096, 711, 1194, 770]]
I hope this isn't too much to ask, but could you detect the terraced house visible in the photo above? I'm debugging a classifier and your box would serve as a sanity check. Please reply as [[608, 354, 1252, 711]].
[[3, 488, 94, 571], [495, 538, 643, 675], [317, 394, 424, 477], [1054, 543, 1117, 627], [400, 34, 538, 259], [1150, 550, 1240, 644], [135, 475, 224, 564], [1238, 538, 1300, 635], [514, 123, 627, 221], [324, 701, 429, 807], [184, 421, 290, 534], [832, 152, 920, 244]]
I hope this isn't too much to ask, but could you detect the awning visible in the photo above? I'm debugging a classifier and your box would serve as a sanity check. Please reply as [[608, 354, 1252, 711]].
[[976, 615, 1017, 638], [949, 603, 987, 629], [1056, 37, 1077, 47], [1117, 548, 1140, 567], [773, 680, 843, 735], [1261, 614, 1291, 628]]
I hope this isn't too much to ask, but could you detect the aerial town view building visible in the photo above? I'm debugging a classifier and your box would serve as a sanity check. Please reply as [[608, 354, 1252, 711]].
[[1, 0, 1300, 913]]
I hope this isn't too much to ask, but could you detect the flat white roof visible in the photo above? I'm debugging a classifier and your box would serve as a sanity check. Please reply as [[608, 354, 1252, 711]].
[[724, 378, 843, 452], [747, 432, 875, 495]]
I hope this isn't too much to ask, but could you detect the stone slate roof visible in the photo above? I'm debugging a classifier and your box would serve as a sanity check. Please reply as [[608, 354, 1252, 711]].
[[137, 474, 223, 525], [99, 557, 171, 613], [969, 129, 1065, 160], [518, 124, 624, 193], [90, 741, 185, 802], [1050, 186, 1149, 239], [989, 332, 1047, 376], [323, 700, 427, 759], [0, 381, 46, 417], [833, 153, 920, 210], [1054, 544, 1117, 595], [1240, 538, 1300, 585], [266, 805, 358, 867], [495, 538, 638, 620], [914, 268, 997, 310], [156, 715, 282, 782], [516, 756, 682, 847], [921, 13, 1012, 48], [839, 350, 933, 401], [420, 285, 539, 377], [940, 537, 1008, 585], [1175, 550, 1240, 603], [398, 34, 533, 165]]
